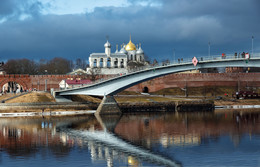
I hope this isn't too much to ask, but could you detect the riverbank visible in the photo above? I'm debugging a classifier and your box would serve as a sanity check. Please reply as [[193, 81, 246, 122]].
[[0, 110, 96, 117], [0, 92, 259, 115]]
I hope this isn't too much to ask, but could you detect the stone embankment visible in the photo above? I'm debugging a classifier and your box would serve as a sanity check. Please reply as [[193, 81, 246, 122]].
[[118, 100, 214, 113], [0, 102, 98, 111], [0, 100, 214, 113]]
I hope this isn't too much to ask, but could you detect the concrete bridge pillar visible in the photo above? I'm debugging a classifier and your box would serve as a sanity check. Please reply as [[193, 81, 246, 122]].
[[95, 95, 121, 115]]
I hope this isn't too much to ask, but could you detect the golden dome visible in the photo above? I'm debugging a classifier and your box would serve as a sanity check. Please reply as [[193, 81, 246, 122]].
[[125, 37, 136, 51]]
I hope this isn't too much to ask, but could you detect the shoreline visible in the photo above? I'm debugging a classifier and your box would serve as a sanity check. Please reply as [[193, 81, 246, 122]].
[[0, 105, 260, 118], [0, 101, 259, 117], [0, 110, 96, 118], [0, 92, 259, 117]]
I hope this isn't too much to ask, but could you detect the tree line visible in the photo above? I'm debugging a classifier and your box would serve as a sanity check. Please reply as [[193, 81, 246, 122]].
[[3, 57, 88, 75], [2, 56, 159, 75]]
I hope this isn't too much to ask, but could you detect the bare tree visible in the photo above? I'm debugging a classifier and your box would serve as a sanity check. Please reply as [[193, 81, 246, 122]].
[[89, 68, 101, 81], [38, 59, 48, 74], [152, 59, 158, 66], [3, 57, 73, 75], [75, 58, 87, 69], [46, 57, 72, 74], [127, 61, 146, 70], [3, 59, 38, 74], [3, 59, 18, 74], [144, 53, 151, 64], [20, 59, 38, 74]]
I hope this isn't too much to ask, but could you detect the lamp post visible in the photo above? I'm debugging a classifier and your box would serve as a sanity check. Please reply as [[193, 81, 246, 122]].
[[45, 79, 47, 92], [173, 48, 175, 64], [252, 36, 254, 57], [208, 42, 211, 58]]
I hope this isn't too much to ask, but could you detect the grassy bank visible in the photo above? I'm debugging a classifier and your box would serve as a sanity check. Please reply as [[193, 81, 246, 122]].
[[2, 92, 56, 103], [1, 90, 259, 110]]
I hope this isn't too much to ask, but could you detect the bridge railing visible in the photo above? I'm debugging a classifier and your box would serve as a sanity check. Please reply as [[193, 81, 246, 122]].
[[170, 53, 260, 65], [55, 52, 260, 92]]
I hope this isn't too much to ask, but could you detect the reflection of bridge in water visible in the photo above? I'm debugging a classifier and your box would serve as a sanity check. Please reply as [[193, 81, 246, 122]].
[[61, 111, 260, 166], [64, 114, 181, 167], [72, 131, 181, 167], [0, 115, 181, 166]]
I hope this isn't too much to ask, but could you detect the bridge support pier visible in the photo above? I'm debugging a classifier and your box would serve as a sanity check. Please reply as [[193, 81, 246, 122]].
[[95, 95, 122, 115]]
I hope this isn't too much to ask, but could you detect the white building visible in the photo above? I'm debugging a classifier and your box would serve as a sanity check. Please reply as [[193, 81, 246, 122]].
[[87, 37, 145, 74], [59, 78, 92, 89]]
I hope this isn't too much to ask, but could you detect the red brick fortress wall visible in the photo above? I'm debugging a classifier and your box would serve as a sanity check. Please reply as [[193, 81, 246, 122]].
[[0, 74, 75, 91], [29, 74, 111, 91], [126, 73, 260, 92], [0, 73, 259, 92], [0, 74, 31, 90]]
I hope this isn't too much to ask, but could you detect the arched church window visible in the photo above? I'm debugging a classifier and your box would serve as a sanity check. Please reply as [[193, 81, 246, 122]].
[[120, 59, 124, 68], [100, 58, 103, 68], [114, 58, 118, 68], [94, 59, 97, 68], [107, 58, 111, 68]]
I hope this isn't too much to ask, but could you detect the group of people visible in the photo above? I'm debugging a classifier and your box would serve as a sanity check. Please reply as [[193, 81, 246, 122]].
[[0, 88, 24, 95]]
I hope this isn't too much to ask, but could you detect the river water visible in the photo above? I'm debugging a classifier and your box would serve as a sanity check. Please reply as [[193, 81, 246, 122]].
[[0, 110, 260, 167]]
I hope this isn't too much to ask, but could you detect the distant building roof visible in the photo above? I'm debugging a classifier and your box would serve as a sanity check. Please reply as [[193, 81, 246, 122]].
[[90, 53, 127, 58], [110, 53, 127, 58], [90, 53, 108, 58], [67, 68, 87, 75]]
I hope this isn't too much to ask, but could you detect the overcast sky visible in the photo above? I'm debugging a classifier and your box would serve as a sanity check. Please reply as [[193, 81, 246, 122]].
[[0, 0, 259, 62]]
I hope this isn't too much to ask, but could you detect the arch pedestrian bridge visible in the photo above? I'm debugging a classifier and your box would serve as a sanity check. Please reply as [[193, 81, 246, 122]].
[[54, 54, 260, 97]]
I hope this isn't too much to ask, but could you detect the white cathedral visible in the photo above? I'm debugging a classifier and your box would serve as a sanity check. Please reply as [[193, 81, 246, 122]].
[[87, 37, 145, 74]]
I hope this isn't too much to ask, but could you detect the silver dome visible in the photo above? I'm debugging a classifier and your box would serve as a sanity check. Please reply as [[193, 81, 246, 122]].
[[104, 41, 111, 48]]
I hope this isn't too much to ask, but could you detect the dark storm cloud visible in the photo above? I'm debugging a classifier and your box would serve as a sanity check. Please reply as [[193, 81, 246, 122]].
[[0, 0, 259, 62], [0, 0, 15, 15], [0, 0, 43, 19]]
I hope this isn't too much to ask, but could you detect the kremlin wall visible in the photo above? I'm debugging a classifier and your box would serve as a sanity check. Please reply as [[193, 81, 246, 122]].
[[1, 73, 260, 95], [126, 73, 260, 94]]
